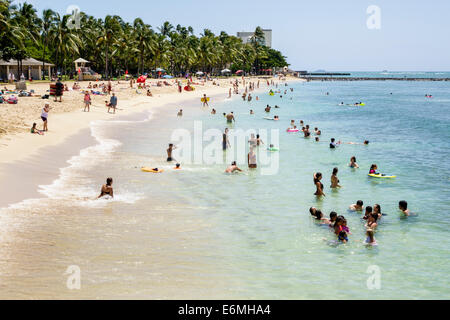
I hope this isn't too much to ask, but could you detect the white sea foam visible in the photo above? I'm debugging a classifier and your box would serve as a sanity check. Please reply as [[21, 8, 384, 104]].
[[2, 113, 154, 212]]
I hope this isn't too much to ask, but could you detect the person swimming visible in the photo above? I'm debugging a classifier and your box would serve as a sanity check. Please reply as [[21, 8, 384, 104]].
[[338, 231, 348, 243], [374, 204, 382, 219], [349, 156, 359, 168], [330, 138, 340, 148], [329, 212, 338, 226], [309, 207, 318, 216], [225, 161, 243, 173], [174, 163, 181, 170], [399, 200, 410, 216], [98, 177, 114, 199], [363, 206, 373, 220], [313, 210, 330, 225], [177, 109, 183, 117], [365, 213, 379, 230], [349, 200, 364, 212]]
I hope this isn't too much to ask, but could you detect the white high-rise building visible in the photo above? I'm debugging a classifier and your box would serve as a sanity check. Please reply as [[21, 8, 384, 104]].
[[237, 29, 272, 48]]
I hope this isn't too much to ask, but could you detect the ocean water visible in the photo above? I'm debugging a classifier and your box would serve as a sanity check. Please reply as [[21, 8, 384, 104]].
[[0, 79, 449, 299]]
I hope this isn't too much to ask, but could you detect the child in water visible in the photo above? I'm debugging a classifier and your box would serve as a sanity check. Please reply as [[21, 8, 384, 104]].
[[369, 164, 379, 174], [365, 229, 377, 246], [338, 231, 348, 243]]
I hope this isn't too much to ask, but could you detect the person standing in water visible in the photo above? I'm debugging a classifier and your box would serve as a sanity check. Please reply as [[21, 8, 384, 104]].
[[313, 172, 325, 196], [226, 112, 235, 124], [167, 144, 177, 162], [349, 156, 359, 168], [98, 177, 114, 199], [177, 109, 183, 117], [223, 128, 231, 151], [399, 200, 411, 216], [330, 167, 341, 188], [248, 148, 257, 169]]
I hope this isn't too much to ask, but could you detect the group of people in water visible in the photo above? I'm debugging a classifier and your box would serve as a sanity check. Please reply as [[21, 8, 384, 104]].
[[96, 79, 413, 249], [310, 198, 412, 246]]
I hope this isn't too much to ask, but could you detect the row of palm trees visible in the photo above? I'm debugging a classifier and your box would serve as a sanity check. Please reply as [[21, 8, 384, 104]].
[[0, 0, 288, 78]]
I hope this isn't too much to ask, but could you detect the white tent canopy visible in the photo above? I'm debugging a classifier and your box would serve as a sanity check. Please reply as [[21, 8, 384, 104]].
[[221, 68, 231, 73], [74, 58, 90, 64]]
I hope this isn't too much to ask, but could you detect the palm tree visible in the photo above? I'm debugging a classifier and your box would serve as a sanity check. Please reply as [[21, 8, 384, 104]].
[[49, 13, 81, 74], [97, 15, 121, 78], [133, 18, 154, 74], [41, 9, 56, 78]]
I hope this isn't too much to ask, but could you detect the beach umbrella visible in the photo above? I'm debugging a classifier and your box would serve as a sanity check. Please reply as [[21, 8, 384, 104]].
[[162, 75, 173, 79], [235, 70, 243, 74], [137, 75, 147, 83], [196, 71, 204, 75], [155, 68, 165, 72], [221, 69, 231, 73]]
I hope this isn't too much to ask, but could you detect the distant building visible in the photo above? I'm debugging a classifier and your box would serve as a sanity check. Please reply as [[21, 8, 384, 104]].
[[237, 29, 272, 48]]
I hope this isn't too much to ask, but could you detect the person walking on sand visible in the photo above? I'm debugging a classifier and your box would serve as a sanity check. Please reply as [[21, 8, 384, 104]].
[[83, 91, 91, 112], [41, 103, 51, 132], [107, 93, 118, 114], [98, 177, 114, 199]]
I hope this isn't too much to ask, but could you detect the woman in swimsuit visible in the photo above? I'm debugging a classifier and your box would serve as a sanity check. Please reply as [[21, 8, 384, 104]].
[[314, 172, 325, 196], [98, 177, 114, 199], [349, 156, 359, 168], [369, 164, 379, 174], [365, 213, 379, 230], [374, 204, 382, 220], [330, 167, 341, 188]]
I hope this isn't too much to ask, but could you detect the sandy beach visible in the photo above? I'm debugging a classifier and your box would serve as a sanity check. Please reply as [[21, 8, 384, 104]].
[[0, 76, 296, 208]]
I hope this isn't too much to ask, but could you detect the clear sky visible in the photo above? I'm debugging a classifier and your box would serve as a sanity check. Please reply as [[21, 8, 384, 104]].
[[19, 0, 450, 71]]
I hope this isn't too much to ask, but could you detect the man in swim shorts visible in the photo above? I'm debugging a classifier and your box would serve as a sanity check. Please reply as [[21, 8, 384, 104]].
[[226, 112, 235, 124]]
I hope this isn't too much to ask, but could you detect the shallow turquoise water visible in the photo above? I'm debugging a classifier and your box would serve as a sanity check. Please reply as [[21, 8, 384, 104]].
[[2, 79, 448, 299], [114, 79, 450, 299]]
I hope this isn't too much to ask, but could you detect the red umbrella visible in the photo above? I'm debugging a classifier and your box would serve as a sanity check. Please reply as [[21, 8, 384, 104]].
[[137, 75, 147, 83], [235, 70, 243, 74]]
